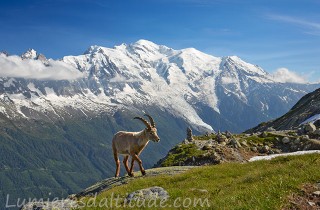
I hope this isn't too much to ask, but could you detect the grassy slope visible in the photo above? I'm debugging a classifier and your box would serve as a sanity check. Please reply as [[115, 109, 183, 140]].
[[80, 154, 320, 210]]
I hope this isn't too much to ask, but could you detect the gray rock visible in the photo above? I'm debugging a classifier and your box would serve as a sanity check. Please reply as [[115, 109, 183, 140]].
[[312, 191, 320, 196], [225, 130, 233, 138], [260, 145, 270, 153], [229, 138, 241, 148], [301, 135, 310, 141], [308, 201, 316, 206], [251, 147, 258, 152], [261, 132, 268, 138], [282, 137, 290, 144], [305, 123, 317, 133], [240, 140, 248, 147], [182, 139, 189, 144], [220, 142, 227, 146], [266, 127, 276, 132], [186, 127, 194, 142], [202, 145, 211, 150], [126, 186, 169, 203], [294, 138, 301, 144]]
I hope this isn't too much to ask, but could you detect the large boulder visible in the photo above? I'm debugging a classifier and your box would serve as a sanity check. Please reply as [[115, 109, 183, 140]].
[[126, 186, 169, 203], [305, 123, 317, 134], [282, 137, 290, 144]]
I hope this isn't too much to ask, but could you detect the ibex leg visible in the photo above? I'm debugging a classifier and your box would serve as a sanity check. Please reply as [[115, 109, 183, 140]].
[[123, 155, 133, 177], [129, 156, 135, 177], [132, 154, 146, 176], [113, 152, 120, 177]]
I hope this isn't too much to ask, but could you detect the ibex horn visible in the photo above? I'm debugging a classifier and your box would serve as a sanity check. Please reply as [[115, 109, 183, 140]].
[[134, 117, 152, 130], [144, 114, 156, 127]]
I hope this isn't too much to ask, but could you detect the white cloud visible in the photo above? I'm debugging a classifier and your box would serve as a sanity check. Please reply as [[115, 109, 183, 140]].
[[272, 68, 308, 84], [0, 54, 84, 80], [267, 14, 320, 36]]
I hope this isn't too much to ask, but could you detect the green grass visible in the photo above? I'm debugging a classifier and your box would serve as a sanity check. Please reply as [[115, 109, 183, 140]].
[[78, 154, 320, 210], [193, 133, 216, 141], [240, 133, 279, 145], [160, 144, 206, 167]]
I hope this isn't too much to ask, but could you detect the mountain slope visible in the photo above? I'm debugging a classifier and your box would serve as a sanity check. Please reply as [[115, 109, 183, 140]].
[[247, 88, 320, 132]]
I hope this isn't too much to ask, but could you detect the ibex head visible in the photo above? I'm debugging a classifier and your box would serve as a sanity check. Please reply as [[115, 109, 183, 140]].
[[134, 114, 160, 142]]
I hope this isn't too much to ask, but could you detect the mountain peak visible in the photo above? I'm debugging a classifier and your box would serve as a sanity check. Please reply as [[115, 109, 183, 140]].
[[222, 55, 267, 76], [84, 45, 103, 54], [21, 49, 38, 60], [134, 39, 159, 48]]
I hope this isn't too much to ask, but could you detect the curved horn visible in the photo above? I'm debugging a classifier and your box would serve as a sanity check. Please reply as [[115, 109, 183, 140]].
[[144, 114, 156, 127], [134, 117, 152, 130]]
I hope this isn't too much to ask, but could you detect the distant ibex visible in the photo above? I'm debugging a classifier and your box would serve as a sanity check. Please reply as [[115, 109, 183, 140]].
[[112, 114, 160, 177]]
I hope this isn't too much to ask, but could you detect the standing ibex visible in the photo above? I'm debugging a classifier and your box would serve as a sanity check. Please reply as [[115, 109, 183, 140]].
[[112, 114, 160, 177]]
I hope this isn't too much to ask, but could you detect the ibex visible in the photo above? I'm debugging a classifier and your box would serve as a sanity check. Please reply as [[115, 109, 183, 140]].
[[112, 114, 160, 177]]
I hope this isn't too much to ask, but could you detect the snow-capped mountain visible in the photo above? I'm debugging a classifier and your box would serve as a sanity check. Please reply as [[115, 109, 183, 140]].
[[0, 40, 318, 132], [1, 40, 319, 204]]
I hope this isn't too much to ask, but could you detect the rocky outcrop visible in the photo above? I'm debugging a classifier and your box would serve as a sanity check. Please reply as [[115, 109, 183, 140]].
[[247, 88, 320, 132]]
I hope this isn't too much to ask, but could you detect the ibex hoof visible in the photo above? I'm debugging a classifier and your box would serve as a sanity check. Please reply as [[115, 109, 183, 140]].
[[128, 173, 134, 177], [141, 171, 146, 176]]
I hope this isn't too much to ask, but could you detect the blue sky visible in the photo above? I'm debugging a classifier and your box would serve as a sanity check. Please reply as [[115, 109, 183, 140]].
[[0, 0, 319, 81]]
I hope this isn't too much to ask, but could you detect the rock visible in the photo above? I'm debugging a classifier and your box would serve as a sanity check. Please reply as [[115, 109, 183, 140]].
[[260, 132, 268, 138], [273, 149, 282, 154], [294, 138, 301, 144], [305, 123, 317, 133], [290, 145, 297, 151], [22, 199, 77, 210], [202, 145, 211, 150], [301, 135, 310, 141], [126, 186, 169, 203], [308, 201, 316, 206], [240, 140, 248, 147], [225, 130, 233, 138], [266, 127, 276, 132], [282, 137, 290, 144], [186, 127, 194, 142], [251, 147, 258, 152], [216, 133, 227, 143], [268, 150, 275, 155], [312, 191, 320, 196], [182, 139, 189, 144], [229, 138, 241, 148], [220, 142, 227, 146], [260, 145, 270, 153]]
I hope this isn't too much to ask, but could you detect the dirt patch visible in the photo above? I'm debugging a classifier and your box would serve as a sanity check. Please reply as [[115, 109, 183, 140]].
[[285, 183, 320, 210]]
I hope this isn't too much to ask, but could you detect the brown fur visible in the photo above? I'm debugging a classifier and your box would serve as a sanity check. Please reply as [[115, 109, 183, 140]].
[[112, 116, 160, 177]]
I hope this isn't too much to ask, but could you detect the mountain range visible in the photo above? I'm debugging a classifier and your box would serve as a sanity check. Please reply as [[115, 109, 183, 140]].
[[0, 40, 319, 206]]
